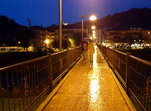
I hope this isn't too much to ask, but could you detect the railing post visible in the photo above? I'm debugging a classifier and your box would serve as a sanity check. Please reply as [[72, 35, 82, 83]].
[[48, 54, 53, 91], [126, 52, 130, 94]]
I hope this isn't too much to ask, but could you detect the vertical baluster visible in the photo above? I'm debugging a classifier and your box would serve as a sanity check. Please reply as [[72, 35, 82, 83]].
[[16, 69, 20, 111], [42, 60, 45, 87], [43, 60, 46, 85], [35, 62, 38, 97], [39, 60, 43, 87], [43, 59, 46, 84], [35, 61, 38, 96], [43, 59, 46, 87], [28, 64, 32, 102], [14, 68, 18, 110], [27, 64, 32, 104], [24, 65, 28, 104], [144, 66, 146, 109], [48, 54, 52, 91], [18, 67, 22, 111], [33, 63, 36, 100], [0, 72, 4, 111], [30, 63, 34, 103], [5, 71, 11, 111], [11, 69, 16, 111], [38, 61, 41, 90], [36, 61, 39, 92]]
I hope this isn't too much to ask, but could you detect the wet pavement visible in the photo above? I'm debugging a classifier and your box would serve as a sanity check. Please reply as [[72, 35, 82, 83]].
[[37, 45, 136, 111]]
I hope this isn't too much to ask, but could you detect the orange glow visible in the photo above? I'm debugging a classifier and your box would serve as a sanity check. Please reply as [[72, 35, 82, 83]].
[[91, 25, 96, 29], [89, 15, 97, 21], [44, 39, 49, 44]]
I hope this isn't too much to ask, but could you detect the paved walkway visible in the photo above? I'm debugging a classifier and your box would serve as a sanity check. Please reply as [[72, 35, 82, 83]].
[[37, 45, 136, 111]]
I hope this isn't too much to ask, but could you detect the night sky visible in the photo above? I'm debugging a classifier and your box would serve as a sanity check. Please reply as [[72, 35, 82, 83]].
[[0, 0, 151, 27]]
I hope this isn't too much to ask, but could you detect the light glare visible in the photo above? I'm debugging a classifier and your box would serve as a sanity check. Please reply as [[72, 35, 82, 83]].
[[89, 15, 97, 21]]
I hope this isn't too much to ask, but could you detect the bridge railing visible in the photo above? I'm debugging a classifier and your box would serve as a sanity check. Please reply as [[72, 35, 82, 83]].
[[0, 47, 82, 111], [97, 44, 151, 111]]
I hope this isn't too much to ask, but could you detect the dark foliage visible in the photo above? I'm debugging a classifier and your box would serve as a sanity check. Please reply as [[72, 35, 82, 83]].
[[0, 15, 36, 48], [71, 32, 82, 46], [17, 28, 36, 49], [47, 24, 58, 32], [52, 40, 59, 49]]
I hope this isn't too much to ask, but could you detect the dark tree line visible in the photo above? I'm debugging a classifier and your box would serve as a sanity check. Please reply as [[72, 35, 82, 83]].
[[0, 15, 36, 49]]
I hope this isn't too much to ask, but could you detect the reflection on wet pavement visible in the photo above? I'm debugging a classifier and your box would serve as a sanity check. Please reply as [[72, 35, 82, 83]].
[[42, 45, 135, 111]]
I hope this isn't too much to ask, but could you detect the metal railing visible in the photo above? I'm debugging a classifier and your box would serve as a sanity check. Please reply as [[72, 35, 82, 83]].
[[0, 47, 82, 111], [97, 45, 151, 111]]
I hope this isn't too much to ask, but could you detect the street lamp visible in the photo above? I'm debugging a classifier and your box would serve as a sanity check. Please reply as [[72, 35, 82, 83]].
[[89, 15, 97, 21], [81, 15, 97, 43], [59, 0, 62, 51], [91, 25, 96, 30]]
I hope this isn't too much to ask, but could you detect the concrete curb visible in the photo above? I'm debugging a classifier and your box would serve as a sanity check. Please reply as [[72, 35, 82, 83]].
[[97, 46, 136, 111], [108, 64, 136, 111]]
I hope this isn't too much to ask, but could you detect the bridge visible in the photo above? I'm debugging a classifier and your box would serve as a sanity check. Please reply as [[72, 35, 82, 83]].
[[0, 44, 151, 111]]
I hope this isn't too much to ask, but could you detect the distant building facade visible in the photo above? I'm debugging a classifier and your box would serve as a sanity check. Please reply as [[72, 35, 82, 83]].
[[102, 28, 151, 43]]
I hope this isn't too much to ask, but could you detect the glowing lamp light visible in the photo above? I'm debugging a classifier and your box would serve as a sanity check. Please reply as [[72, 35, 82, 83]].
[[89, 15, 97, 21], [44, 39, 49, 44], [18, 41, 21, 44], [91, 26, 96, 30], [63, 22, 68, 26]]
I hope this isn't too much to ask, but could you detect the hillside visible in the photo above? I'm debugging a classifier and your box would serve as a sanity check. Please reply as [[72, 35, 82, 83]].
[[70, 8, 151, 30], [0, 15, 23, 35], [0, 15, 36, 47]]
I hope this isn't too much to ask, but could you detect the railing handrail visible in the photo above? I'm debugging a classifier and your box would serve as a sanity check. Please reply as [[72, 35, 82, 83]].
[[0, 55, 49, 71], [114, 49, 127, 56], [51, 50, 67, 56], [129, 55, 151, 66], [98, 44, 151, 111], [0, 47, 82, 111]]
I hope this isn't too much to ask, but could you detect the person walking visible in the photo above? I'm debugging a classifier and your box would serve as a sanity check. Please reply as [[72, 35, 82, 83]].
[[88, 40, 94, 63], [82, 41, 88, 61]]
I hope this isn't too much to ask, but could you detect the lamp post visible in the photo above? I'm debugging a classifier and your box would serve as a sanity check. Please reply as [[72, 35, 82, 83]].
[[81, 15, 97, 43], [59, 0, 62, 51]]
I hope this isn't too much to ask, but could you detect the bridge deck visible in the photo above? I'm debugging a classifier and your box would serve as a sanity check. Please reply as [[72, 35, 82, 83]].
[[37, 45, 136, 111]]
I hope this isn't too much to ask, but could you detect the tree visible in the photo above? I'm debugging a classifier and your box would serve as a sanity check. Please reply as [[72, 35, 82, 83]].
[[52, 39, 59, 49], [17, 28, 36, 51], [70, 32, 83, 47]]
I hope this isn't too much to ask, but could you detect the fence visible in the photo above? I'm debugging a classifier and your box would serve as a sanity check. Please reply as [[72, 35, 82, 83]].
[[0, 47, 82, 111], [97, 45, 151, 111]]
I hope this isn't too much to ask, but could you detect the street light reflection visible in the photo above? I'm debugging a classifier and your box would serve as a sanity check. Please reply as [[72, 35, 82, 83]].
[[93, 45, 97, 68], [89, 44, 100, 104], [89, 79, 99, 103]]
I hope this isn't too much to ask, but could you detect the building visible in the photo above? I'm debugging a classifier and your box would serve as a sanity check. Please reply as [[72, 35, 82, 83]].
[[102, 28, 151, 48]]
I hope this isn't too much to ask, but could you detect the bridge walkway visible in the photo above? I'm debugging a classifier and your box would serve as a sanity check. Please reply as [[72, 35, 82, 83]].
[[37, 45, 136, 111]]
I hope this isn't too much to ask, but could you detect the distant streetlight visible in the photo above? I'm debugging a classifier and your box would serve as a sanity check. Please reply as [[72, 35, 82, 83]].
[[82, 15, 97, 42], [44, 39, 49, 45], [44, 39, 50, 48], [91, 25, 96, 30], [18, 41, 21, 44]]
